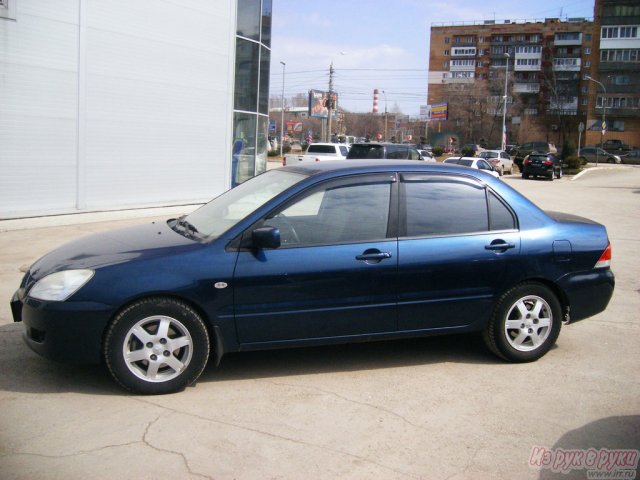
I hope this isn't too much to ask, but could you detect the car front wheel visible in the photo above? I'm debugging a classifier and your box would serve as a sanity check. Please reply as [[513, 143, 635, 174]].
[[483, 283, 562, 362], [104, 297, 210, 394]]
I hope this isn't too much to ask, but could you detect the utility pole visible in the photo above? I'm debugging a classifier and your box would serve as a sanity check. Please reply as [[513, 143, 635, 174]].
[[327, 62, 334, 142]]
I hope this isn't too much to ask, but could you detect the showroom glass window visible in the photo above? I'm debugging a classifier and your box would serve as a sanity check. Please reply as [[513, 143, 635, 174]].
[[233, 0, 272, 186]]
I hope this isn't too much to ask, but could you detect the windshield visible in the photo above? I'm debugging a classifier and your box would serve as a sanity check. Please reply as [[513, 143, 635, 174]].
[[183, 169, 307, 238]]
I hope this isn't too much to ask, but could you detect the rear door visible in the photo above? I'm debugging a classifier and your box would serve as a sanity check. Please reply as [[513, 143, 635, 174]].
[[396, 173, 522, 331]]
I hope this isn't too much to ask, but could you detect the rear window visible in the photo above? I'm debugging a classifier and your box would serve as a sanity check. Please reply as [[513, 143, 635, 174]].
[[458, 159, 473, 167], [307, 145, 337, 154]]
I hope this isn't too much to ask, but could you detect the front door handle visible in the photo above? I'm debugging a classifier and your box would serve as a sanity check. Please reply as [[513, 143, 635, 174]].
[[356, 249, 392, 263]]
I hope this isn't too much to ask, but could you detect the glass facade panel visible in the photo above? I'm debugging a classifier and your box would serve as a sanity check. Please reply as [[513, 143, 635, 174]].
[[232, 113, 257, 187], [234, 38, 259, 112], [234, 0, 271, 184], [237, 0, 261, 40], [259, 46, 270, 114], [261, 0, 272, 47]]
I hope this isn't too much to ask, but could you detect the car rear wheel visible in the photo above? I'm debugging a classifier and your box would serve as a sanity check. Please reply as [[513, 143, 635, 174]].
[[522, 173, 529, 179], [104, 297, 210, 394], [483, 283, 562, 362]]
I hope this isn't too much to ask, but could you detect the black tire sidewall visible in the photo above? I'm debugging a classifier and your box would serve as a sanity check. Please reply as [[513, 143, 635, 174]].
[[486, 284, 562, 362], [104, 298, 210, 394]]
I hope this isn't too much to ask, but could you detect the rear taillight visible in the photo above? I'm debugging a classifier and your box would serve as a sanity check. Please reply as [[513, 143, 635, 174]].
[[594, 243, 612, 269], [543, 160, 552, 166]]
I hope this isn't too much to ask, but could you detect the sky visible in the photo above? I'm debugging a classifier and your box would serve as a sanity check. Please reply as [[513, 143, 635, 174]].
[[269, 0, 595, 116]]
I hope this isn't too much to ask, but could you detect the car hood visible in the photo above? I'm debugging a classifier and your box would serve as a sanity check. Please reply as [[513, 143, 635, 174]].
[[28, 221, 200, 279]]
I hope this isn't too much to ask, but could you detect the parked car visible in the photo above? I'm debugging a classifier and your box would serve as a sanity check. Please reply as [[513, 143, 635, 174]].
[[514, 142, 557, 171], [284, 142, 349, 165], [597, 139, 632, 153], [11, 161, 614, 394], [578, 147, 622, 164], [443, 156, 500, 178], [347, 142, 422, 160], [418, 149, 437, 162], [621, 149, 640, 165], [522, 152, 563, 180], [479, 150, 514, 175]]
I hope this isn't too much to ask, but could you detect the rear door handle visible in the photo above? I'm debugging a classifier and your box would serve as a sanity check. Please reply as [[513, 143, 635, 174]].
[[485, 241, 516, 252]]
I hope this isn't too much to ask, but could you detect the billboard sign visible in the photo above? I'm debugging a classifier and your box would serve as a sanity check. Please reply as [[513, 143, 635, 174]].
[[309, 90, 338, 118], [431, 102, 448, 121]]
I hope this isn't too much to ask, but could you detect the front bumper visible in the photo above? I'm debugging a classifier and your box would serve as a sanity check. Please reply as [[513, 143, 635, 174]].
[[11, 289, 114, 364]]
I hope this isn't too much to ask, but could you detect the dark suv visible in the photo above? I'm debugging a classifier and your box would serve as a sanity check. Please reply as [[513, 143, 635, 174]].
[[347, 143, 423, 160], [515, 142, 557, 171], [522, 152, 563, 181]]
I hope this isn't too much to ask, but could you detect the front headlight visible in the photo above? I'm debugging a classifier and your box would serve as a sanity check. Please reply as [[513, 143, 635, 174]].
[[29, 270, 95, 302]]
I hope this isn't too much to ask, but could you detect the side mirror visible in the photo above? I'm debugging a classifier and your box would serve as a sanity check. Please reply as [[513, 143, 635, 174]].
[[252, 226, 281, 250]]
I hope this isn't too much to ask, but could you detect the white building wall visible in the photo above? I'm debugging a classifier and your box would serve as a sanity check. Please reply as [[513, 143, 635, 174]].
[[0, 0, 236, 218]]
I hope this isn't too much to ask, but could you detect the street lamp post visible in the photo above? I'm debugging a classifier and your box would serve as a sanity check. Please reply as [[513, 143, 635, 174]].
[[279, 61, 286, 159], [585, 75, 606, 166], [501, 53, 510, 152], [382, 90, 388, 141]]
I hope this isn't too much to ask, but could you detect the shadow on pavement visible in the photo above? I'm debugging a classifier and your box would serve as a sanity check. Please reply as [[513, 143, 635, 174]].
[[537, 416, 640, 479], [0, 321, 502, 395]]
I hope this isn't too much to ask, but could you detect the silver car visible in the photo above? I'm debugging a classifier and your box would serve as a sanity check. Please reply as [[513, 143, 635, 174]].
[[579, 147, 621, 164]]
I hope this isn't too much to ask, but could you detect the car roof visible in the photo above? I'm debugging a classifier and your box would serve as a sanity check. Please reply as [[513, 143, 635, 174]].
[[281, 159, 487, 176]]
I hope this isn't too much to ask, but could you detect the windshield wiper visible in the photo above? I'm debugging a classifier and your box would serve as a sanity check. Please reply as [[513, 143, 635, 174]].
[[172, 216, 202, 240]]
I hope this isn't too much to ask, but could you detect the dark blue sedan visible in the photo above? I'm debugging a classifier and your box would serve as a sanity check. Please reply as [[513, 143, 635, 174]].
[[11, 161, 615, 394]]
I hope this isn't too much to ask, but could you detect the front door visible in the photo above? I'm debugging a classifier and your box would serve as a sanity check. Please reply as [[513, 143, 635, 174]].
[[232, 173, 398, 345]]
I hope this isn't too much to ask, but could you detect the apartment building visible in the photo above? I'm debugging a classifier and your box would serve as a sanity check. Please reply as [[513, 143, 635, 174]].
[[428, 17, 595, 148], [585, 0, 640, 147]]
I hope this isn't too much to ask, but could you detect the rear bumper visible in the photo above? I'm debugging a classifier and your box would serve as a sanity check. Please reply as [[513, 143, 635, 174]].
[[559, 269, 615, 323], [11, 289, 113, 364]]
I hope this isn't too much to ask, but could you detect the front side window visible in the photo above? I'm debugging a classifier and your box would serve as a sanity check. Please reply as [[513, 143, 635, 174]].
[[264, 176, 393, 246]]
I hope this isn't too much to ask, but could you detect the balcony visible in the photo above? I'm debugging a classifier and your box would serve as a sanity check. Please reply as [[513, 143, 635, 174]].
[[513, 82, 541, 93], [554, 33, 582, 46], [596, 106, 640, 117], [553, 58, 581, 72], [451, 47, 477, 57]]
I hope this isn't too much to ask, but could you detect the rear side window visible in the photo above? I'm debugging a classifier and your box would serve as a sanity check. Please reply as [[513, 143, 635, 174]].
[[347, 144, 383, 159], [488, 191, 516, 230], [400, 175, 516, 237], [386, 146, 408, 159], [402, 177, 488, 236]]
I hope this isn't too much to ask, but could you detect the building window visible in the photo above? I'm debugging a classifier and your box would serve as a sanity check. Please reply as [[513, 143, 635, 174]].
[[585, 47, 591, 54], [600, 49, 640, 63], [444, 49, 450, 55], [585, 60, 591, 67], [445, 37, 450, 44]]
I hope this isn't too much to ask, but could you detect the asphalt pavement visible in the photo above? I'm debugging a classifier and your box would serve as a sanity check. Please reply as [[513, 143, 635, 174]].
[[0, 165, 638, 479]]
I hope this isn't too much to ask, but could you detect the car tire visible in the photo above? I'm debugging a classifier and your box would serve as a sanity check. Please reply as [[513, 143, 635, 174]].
[[104, 297, 210, 394], [522, 173, 529, 179], [483, 283, 562, 363]]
